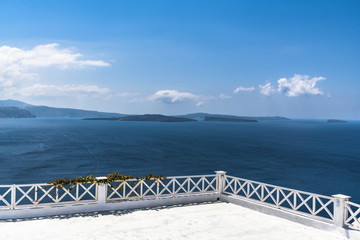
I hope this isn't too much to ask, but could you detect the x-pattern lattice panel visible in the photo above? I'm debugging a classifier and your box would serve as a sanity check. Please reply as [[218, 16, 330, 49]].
[[346, 201, 360, 230], [224, 176, 334, 221], [107, 179, 160, 200], [106, 175, 217, 201], [13, 183, 96, 207], [0, 186, 12, 209]]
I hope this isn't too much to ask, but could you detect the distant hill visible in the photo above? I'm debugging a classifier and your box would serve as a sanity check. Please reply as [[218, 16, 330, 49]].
[[25, 106, 126, 118], [328, 119, 347, 123], [0, 100, 291, 120], [0, 107, 35, 118], [177, 113, 289, 121], [0, 99, 31, 108], [84, 114, 196, 122], [0, 99, 125, 118]]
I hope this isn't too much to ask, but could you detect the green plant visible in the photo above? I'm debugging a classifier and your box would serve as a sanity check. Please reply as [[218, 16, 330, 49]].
[[48, 172, 166, 187]]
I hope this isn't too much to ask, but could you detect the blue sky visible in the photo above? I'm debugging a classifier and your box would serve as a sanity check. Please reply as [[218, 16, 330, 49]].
[[0, 0, 359, 119]]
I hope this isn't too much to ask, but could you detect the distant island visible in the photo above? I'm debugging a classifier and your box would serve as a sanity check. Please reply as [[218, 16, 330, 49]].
[[328, 119, 347, 123], [84, 114, 196, 122], [203, 116, 257, 122], [176, 113, 289, 121], [0, 107, 35, 118]]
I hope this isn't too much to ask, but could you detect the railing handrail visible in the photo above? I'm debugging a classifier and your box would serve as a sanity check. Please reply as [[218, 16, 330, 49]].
[[160, 174, 217, 179], [224, 175, 333, 200], [0, 174, 217, 187], [106, 174, 217, 184]]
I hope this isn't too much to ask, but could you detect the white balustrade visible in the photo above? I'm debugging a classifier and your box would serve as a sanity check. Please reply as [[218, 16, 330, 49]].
[[345, 201, 360, 230], [0, 171, 359, 231], [223, 175, 335, 223], [106, 175, 217, 201], [0, 183, 97, 209], [0, 185, 12, 209]]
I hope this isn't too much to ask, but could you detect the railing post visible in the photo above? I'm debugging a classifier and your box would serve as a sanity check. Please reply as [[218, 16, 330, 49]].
[[140, 180, 143, 198], [332, 194, 351, 228], [157, 180, 160, 197], [96, 176, 108, 205], [215, 171, 226, 194], [11, 184, 16, 210]]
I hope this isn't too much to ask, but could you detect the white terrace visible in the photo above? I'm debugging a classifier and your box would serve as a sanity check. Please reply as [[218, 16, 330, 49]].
[[0, 171, 359, 236]]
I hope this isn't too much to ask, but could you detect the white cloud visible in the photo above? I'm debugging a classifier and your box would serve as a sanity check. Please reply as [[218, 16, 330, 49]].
[[259, 82, 275, 96], [149, 90, 199, 103], [126, 97, 145, 103], [234, 86, 255, 93], [15, 84, 110, 97], [196, 101, 205, 107], [0, 43, 110, 92], [259, 74, 325, 97], [116, 92, 139, 97], [149, 90, 231, 107], [277, 74, 325, 96], [219, 93, 232, 99], [0, 43, 109, 69]]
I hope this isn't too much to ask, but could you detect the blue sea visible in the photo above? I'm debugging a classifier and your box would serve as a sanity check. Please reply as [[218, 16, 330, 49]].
[[0, 118, 359, 202]]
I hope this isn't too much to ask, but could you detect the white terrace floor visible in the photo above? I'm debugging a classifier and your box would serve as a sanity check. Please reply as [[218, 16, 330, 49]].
[[0, 202, 358, 240]]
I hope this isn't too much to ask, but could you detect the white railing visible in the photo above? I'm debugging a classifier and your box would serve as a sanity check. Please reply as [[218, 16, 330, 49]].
[[0, 171, 359, 231], [0, 183, 97, 209], [0, 185, 12, 209], [223, 175, 335, 222], [346, 201, 360, 230], [0, 175, 217, 210], [107, 175, 217, 201]]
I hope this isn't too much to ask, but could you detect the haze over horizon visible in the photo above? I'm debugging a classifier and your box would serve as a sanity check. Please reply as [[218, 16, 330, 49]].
[[0, 1, 359, 119], [0, 98, 353, 121]]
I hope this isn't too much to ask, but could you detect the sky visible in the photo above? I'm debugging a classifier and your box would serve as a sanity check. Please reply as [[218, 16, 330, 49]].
[[0, 0, 359, 119]]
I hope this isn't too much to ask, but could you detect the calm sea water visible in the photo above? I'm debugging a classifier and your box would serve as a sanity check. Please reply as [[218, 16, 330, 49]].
[[0, 118, 359, 202]]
